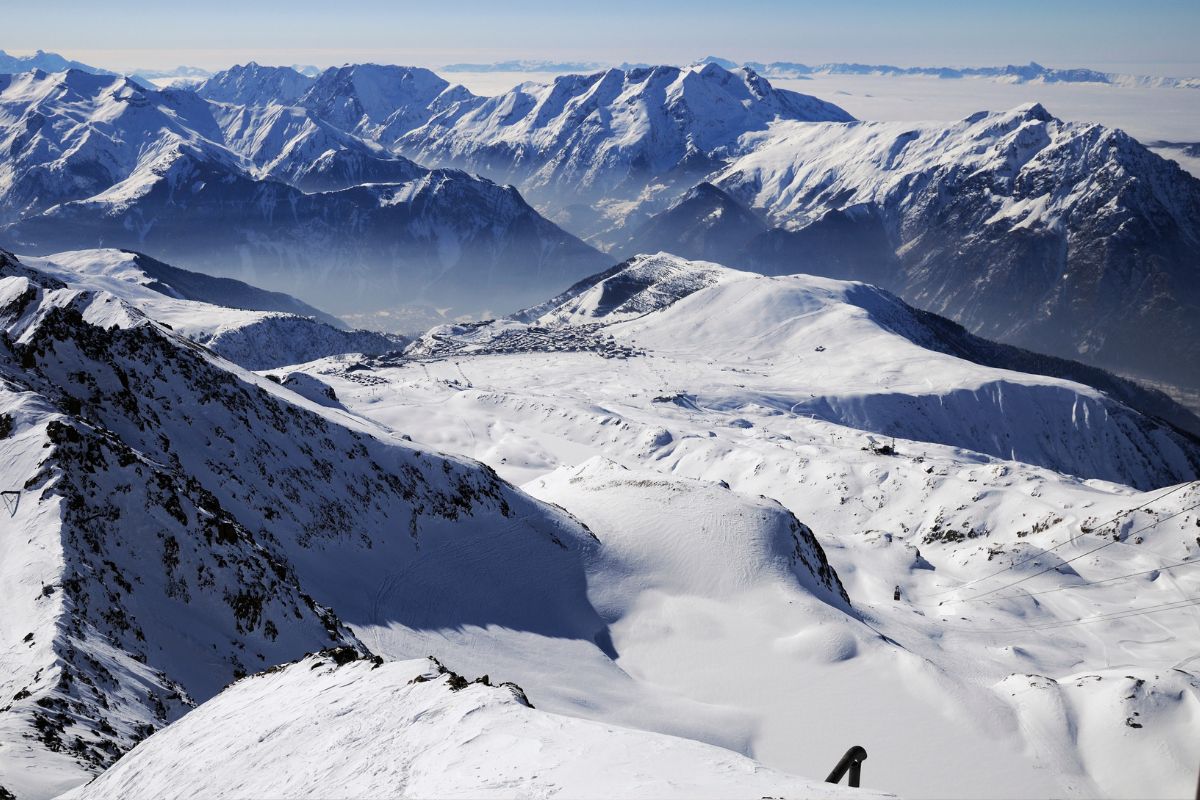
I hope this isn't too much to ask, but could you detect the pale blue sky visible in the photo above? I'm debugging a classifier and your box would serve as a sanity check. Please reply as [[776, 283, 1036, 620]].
[[10, 0, 1200, 75]]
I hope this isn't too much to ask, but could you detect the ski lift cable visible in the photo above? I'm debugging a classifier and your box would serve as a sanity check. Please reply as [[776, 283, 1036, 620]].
[[943, 595, 1200, 635], [954, 500, 1200, 604], [1, 490, 18, 517], [911, 480, 1198, 603], [994, 557, 1200, 599]]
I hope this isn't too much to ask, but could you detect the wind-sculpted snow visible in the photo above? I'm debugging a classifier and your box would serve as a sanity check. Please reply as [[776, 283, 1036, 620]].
[[698, 104, 1200, 390], [0, 253, 614, 797], [397, 62, 853, 242], [529, 457, 851, 609], [61, 652, 882, 800]]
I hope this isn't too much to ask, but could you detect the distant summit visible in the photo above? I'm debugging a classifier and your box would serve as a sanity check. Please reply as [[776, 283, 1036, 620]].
[[0, 47, 110, 75]]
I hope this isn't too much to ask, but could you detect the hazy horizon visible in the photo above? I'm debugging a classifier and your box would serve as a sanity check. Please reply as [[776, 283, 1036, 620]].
[[7, 0, 1200, 76]]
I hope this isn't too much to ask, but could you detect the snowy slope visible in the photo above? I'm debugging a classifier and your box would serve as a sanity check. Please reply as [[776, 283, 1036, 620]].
[[529, 457, 850, 611], [396, 63, 853, 242], [22, 249, 339, 323], [523, 460, 1197, 800], [698, 104, 1200, 390], [0, 252, 628, 798], [289, 253, 1200, 798], [12, 250, 401, 369], [61, 651, 880, 800]]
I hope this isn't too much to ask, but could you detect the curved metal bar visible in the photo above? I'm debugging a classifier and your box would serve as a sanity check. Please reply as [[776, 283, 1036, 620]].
[[825, 745, 868, 788]]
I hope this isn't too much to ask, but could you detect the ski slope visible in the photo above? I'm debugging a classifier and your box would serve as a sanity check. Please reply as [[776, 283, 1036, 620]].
[[288, 254, 1200, 798]]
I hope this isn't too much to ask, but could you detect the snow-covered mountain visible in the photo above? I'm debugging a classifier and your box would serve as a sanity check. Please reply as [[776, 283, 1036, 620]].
[[3, 49, 1199, 800], [24, 249, 338, 323], [628, 104, 1200, 391], [405, 253, 1200, 490], [297, 63, 476, 144], [441, 59, 612, 73], [0, 50, 109, 77], [0, 70, 232, 223], [209, 101, 425, 191], [396, 63, 854, 241], [196, 62, 313, 106], [619, 181, 770, 266], [527, 252, 1200, 437], [0, 70, 608, 320], [60, 651, 877, 800], [288, 252, 1200, 798], [12, 249, 403, 369], [434, 55, 1200, 89], [199, 62, 476, 135], [0, 250, 624, 798], [5, 162, 607, 317]]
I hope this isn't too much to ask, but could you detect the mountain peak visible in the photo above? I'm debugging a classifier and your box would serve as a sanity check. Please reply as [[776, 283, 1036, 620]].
[[199, 62, 314, 105], [1013, 100, 1054, 122], [516, 252, 745, 326], [697, 55, 740, 69], [299, 64, 476, 141]]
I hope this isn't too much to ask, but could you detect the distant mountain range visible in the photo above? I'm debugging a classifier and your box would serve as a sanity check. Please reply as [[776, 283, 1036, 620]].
[[438, 53, 1200, 88], [0, 68, 606, 320], [1, 53, 1198, 392], [396, 62, 854, 240], [0, 48, 111, 75], [621, 103, 1200, 391], [6, 48, 1198, 90], [730, 58, 1200, 89]]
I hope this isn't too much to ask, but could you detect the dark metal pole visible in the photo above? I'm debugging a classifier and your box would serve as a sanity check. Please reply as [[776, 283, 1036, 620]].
[[826, 745, 868, 788]]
